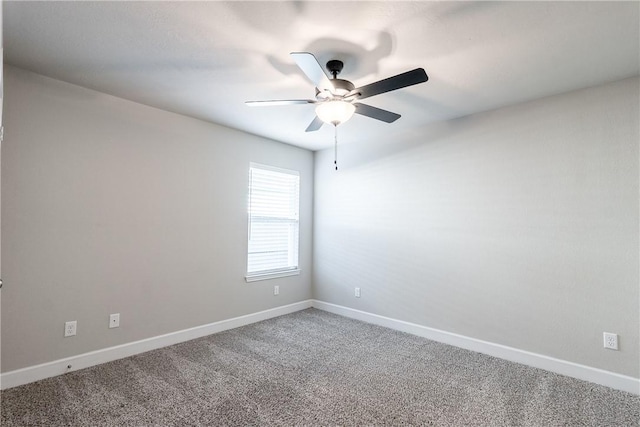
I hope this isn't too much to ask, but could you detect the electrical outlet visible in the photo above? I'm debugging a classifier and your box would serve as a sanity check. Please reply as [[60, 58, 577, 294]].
[[109, 313, 120, 329], [603, 332, 618, 350], [64, 321, 77, 337], [274, 285, 279, 296], [355, 287, 361, 298]]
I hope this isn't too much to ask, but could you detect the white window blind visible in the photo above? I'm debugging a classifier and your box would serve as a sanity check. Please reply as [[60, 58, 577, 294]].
[[246, 163, 300, 281]]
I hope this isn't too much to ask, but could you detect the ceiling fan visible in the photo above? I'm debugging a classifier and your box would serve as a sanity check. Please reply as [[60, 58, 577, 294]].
[[246, 52, 429, 132]]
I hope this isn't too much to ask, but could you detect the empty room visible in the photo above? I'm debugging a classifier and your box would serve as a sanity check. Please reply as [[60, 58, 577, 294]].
[[1, 1, 638, 426]]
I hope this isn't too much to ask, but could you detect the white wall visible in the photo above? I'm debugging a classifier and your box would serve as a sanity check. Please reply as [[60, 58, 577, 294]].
[[1, 66, 314, 373], [313, 77, 639, 378]]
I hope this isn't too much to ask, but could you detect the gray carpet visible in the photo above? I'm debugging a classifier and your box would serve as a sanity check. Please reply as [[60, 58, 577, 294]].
[[1, 308, 638, 426]]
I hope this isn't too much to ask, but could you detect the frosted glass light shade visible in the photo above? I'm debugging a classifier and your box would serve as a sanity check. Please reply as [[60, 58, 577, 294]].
[[315, 100, 356, 125]]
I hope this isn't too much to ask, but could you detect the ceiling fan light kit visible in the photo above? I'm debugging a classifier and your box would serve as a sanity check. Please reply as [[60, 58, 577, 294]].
[[246, 52, 428, 169], [316, 100, 356, 126]]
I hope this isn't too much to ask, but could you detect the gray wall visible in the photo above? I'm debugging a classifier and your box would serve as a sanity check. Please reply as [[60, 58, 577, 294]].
[[1, 66, 314, 372], [313, 77, 639, 377], [3, 64, 638, 380]]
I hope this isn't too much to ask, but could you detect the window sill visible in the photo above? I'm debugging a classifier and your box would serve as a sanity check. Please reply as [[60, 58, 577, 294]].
[[245, 269, 301, 282]]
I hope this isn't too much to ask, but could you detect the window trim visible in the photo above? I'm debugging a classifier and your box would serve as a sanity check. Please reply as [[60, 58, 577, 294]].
[[245, 162, 300, 282], [245, 268, 301, 283]]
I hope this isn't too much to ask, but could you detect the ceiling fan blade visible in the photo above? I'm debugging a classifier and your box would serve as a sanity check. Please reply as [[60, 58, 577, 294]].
[[291, 52, 335, 91], [354, 103, 401, 123], [353, 68, 428, 100], [305, 115, 324, 132], [245, 100, 315, 107]]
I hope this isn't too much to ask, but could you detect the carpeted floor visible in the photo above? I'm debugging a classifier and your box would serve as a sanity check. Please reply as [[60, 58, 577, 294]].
[[1, 308, 638, 426]]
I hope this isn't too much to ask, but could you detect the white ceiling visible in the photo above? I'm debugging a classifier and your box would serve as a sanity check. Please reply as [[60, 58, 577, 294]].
[[4, 1, 639, 151]]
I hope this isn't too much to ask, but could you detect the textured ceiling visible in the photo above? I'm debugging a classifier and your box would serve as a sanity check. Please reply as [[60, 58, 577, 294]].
[[4, 1, 639, 151]]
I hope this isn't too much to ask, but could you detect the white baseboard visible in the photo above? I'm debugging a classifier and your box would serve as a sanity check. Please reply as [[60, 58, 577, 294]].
[[4, 299, 638, 395], [311, 300, 640, 395], [1, 300, 313, 390]]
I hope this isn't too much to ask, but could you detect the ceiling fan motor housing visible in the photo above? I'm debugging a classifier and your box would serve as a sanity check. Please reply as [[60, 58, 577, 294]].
[[331, 79, 355, 96], [325, 60, 355, 96]]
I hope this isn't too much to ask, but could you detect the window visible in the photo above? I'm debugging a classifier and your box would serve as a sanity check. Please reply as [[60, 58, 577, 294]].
[[246, 163, 300, 282]]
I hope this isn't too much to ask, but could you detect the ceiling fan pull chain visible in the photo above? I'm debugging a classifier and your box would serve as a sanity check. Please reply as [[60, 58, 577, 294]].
[[334, 125, 338, 171]]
